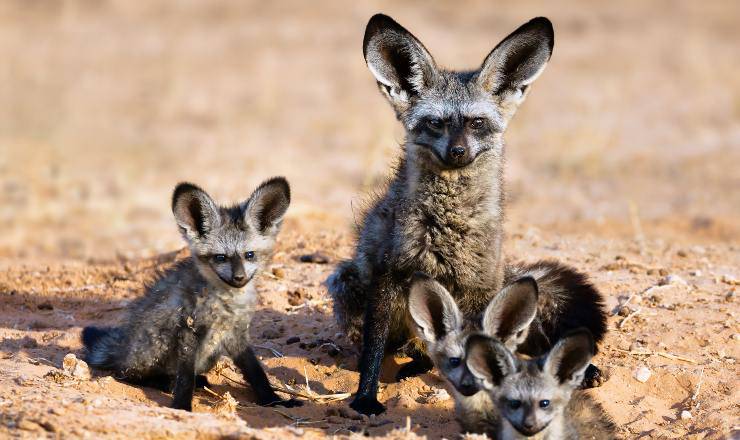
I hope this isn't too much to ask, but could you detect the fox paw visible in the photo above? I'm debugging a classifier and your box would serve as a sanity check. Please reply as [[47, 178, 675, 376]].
[[349, 395, 386, 415], [581, 364, 609, 388], [395, 359, 433, 381]]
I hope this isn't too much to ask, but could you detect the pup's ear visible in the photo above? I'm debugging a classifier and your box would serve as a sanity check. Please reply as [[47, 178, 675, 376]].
[[408, 273, 463, 344], [477, 17, 554, 111], [482, 277, 538, 350], [465, 334, 517, 389], [172, 183, 221, 241], [543, 328, 595, 389], [243, 177, 291, 236], [363, 14, 438, 115]]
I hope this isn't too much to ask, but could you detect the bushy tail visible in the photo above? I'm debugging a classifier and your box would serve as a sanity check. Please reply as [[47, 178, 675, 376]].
[[505, 260, 607, 354], [325, 260, 367, 345], [81, 325, 125, 370]]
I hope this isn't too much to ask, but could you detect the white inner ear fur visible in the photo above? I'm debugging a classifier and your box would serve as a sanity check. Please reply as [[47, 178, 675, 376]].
[[367, 62, 394, 88], [408, 279, 462, 343]]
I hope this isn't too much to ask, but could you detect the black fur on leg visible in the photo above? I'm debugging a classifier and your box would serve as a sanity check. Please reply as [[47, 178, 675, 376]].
[[327, 260, 368, 345], [349, 275, 401, 416], [171, 324, 200, 411], [233, 346, 302, 408]]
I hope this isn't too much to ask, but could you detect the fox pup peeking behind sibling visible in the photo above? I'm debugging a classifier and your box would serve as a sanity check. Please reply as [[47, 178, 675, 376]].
[[328, 14, 556, 415], [465, 329, 617, 439], [82, 178, 300, 411]]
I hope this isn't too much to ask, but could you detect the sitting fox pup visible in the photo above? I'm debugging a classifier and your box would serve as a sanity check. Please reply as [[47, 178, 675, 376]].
[[82, 178, 300, 410], [465, 330, 617, 439]]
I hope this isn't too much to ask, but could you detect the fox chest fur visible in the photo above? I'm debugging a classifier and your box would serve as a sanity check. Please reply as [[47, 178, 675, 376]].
[[382, 159, 505, 313], [190, 287, 257, 371]]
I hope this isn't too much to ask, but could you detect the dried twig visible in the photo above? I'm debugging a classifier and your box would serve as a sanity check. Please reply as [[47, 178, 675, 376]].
[[217, 371, 350, 403], [253, 345, 284, 358], [618, 307, 641, 328], [690, 367, 705, 409], [616, 348, 697, 364]]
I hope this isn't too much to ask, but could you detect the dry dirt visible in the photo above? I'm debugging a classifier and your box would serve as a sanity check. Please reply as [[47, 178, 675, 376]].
[[0, 1, 738, 439]]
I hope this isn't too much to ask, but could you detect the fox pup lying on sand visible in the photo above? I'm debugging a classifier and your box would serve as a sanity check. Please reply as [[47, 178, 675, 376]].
[[465, 329, 617, 439], [82, 178, 300, 411], [328, 13, 556, 415]]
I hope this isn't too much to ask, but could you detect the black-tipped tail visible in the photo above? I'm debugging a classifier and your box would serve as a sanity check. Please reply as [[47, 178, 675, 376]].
[[82, 326, 109, 349], [81, 325, 124, 370]]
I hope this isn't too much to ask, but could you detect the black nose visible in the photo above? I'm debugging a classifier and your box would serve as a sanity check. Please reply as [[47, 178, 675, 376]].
[[449, 146, 466, 158], [233, 274, 245, 282]]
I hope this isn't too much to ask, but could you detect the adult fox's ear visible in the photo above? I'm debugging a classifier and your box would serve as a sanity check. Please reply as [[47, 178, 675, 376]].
[[482, 277, 538, 351], [172, 183, 221, 241], [243, 177, 291, 236], [408, 273, 463, 344], [363, 14, 439, 115], [477, 17, 554, 112]]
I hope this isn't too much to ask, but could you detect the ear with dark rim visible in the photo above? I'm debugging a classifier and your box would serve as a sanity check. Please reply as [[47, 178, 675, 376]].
[[465, 334, 517, 389], [477, 17, 554, 106], [482, 277, 539, 350], [172, 182, 221, 241], [243, 177, 291, 235], [408, 272, 463, 344], [543, 328, 595, 389], [363, 14, 438, 113]]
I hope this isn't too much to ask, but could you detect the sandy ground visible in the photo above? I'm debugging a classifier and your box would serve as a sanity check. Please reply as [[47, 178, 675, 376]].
[[1, 0, 739, 439]]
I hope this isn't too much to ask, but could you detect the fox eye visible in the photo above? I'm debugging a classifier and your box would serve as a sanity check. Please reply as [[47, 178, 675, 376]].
[[468, 118, 486, 130], [448, 357, 461, 368], [213, 254, 227, 263], [244, 251, 255, 260], [539, 399, 550, 408], [507, 399, 522, 410], [426, 118, 443, 130]]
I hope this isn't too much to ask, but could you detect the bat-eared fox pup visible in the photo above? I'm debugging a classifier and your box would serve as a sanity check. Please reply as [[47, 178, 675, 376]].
[[465, 329, 617, 439], [328, 14, 582, 415], [82, 178, 301, 411], [408, 265, 607, 434]]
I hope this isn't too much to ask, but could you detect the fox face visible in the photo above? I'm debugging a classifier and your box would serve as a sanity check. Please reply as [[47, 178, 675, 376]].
[[466, 329, 595, 437], [172, 178, 291, 289], [408, 274, 538, 397], [363, 15, 553, 171]]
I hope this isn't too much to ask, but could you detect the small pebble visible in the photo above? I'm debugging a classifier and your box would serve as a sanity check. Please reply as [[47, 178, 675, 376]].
[[689, 270, 702, 277], [271, 267, 286, 279], [286, 336, 300, 345], [661, 274, 688, 286], [62, 353, 91, 380], [633, 366, 652, 383], [680, 410, 692, 420]]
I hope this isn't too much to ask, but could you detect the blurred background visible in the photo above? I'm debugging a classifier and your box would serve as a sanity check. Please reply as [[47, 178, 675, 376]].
[[1, 0, 738, 261]]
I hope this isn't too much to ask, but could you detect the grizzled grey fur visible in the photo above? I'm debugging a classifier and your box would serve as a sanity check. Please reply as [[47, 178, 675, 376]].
[[327, 14, 555, 415], [82, 178, 300, 411]]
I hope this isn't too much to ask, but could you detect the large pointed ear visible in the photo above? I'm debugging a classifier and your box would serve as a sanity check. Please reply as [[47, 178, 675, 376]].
[[408, 272, 463, 344], [243, 177, 291, 235], [465, 334, 517, 389], [543, 329, 595, 389], [363, 14, 438, 114], [477, 17, 554, 109], [482, 277, 538, 350], [172, 182, 221, 241]]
